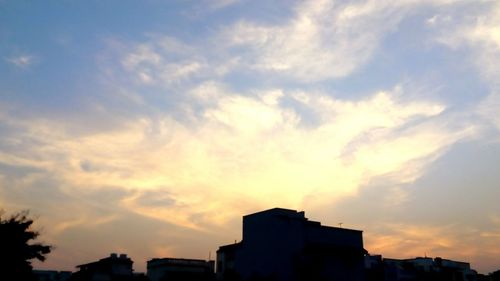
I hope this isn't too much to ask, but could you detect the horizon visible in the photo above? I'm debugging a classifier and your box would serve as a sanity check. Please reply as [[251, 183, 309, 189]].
[[1, 0, 499, 275], [28, 207, 497, 274]]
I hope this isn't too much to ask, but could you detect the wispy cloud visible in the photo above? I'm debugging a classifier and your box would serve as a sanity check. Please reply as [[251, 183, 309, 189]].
[[53, 214, 119, 235], [114, 0, 481, 86], [206, 0, 240, 11], [216, 0, 467, 82], [0, 82, 474, 231], [435, 1, 500, 82], [6, 55, 36, 68], [365, 222, 500, 271], [432, 1, 500, 134], [366, 223, 461, 257], [120, 37, 205, 86]]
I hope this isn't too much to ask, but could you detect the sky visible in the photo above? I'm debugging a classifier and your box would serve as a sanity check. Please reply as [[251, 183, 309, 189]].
[[1, 0, 499, 274]]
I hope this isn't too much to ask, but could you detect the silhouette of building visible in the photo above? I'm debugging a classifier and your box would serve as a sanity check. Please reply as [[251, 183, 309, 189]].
[[478, 269, 500, 281], [33, 270, 72, 281], [216, 208, 366, 281], [147, 257, 215, 281], [69, 253, 146, 281], [365, 255, 384, 281], [365, 255, 478, 281]]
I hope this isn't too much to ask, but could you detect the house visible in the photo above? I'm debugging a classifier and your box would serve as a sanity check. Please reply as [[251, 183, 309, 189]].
[[69, 253, 146, 281]]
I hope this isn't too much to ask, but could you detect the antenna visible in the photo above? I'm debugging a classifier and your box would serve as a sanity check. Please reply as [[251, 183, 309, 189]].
[[338, 222, 343, 228], [209, 251, 211, 261]]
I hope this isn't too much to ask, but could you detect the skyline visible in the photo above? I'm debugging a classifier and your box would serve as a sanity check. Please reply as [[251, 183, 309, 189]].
[[1, 0, 499, 274]]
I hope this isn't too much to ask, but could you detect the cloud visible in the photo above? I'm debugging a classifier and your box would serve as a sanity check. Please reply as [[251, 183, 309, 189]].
[[366, 223, 461, 257], [120, 37, 205, 86], [112, 0, 476, 85], [435, 1, 500, 82], [6, 55, 36, 68], [128, 190, 176, 209], [217, 0, 468, 82], [108, 0, 486, 90], [0, 3, 490, 256], [365, 221, 500, 272], [0, 80, 474, 232], [219, 0, 384, 81], [477, 91, 500, 135], [462, 3, 500, 133], [205, 0, 240, 11], [52, 214, 119, 235], [431, 1, 500, 134], [185, 0, 241, 18]]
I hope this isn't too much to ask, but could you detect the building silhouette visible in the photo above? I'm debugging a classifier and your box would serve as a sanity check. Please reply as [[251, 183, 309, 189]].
[[216, 208, 366, 281], [365, 255, 478, 281], [69, 253, 146, 281], [478, 270, 500, 281], [147, 257, 215, 281], [33, 270, 72, 281], [26, 208, 495, 281]]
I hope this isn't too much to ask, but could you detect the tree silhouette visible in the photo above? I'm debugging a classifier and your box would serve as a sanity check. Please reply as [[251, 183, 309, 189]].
[[0, 210, 52, 281]]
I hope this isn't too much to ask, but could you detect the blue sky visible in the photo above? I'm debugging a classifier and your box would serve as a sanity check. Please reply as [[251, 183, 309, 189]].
[[1, 0, 500, 274]]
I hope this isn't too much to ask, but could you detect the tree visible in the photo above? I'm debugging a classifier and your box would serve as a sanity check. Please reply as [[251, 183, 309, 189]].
[[0, 210, 52, 281]]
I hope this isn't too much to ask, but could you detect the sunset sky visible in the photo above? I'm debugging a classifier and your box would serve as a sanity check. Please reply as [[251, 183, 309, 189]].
[[1, 0, 499, 274]]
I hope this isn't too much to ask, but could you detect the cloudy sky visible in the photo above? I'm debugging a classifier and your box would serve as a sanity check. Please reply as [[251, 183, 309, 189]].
[[1, 0, 500, 274]]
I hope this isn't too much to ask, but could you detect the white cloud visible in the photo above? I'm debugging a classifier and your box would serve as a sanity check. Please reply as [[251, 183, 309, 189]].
[[426, 14, 452, 26], [120, 37, 205, 86], [6, 55, 35, 68], [436, 2, 500, 79], [221, 1, 379, 81], [0, 83, 474, 231], [468, 4, 500, 134], [206, 0, 240, 11], [114, 0, 482, 86], [218, 0, 467, 82], [433, 1, 500, 133], [478, 92, 500, 134]]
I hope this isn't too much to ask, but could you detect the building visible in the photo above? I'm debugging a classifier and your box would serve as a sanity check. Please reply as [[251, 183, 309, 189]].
[[69, 253, 146, 281], [436, 257, 477, 281], [365, 255, 478, 281], [365, 255, 384, 281], [216, 208, 366, 281], [33, 270, 72, 281], [478, 269, 500, 281], [147, 257, 215, 281]]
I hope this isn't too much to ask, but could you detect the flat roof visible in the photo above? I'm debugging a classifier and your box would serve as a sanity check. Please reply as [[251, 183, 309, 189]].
[[243, 207, 305, 218], [243, 207, 363, 232]]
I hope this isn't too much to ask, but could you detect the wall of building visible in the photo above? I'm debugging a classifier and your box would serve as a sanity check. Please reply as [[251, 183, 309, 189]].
[[218, 208, 365, 281], [147, 258, 215, 281]]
